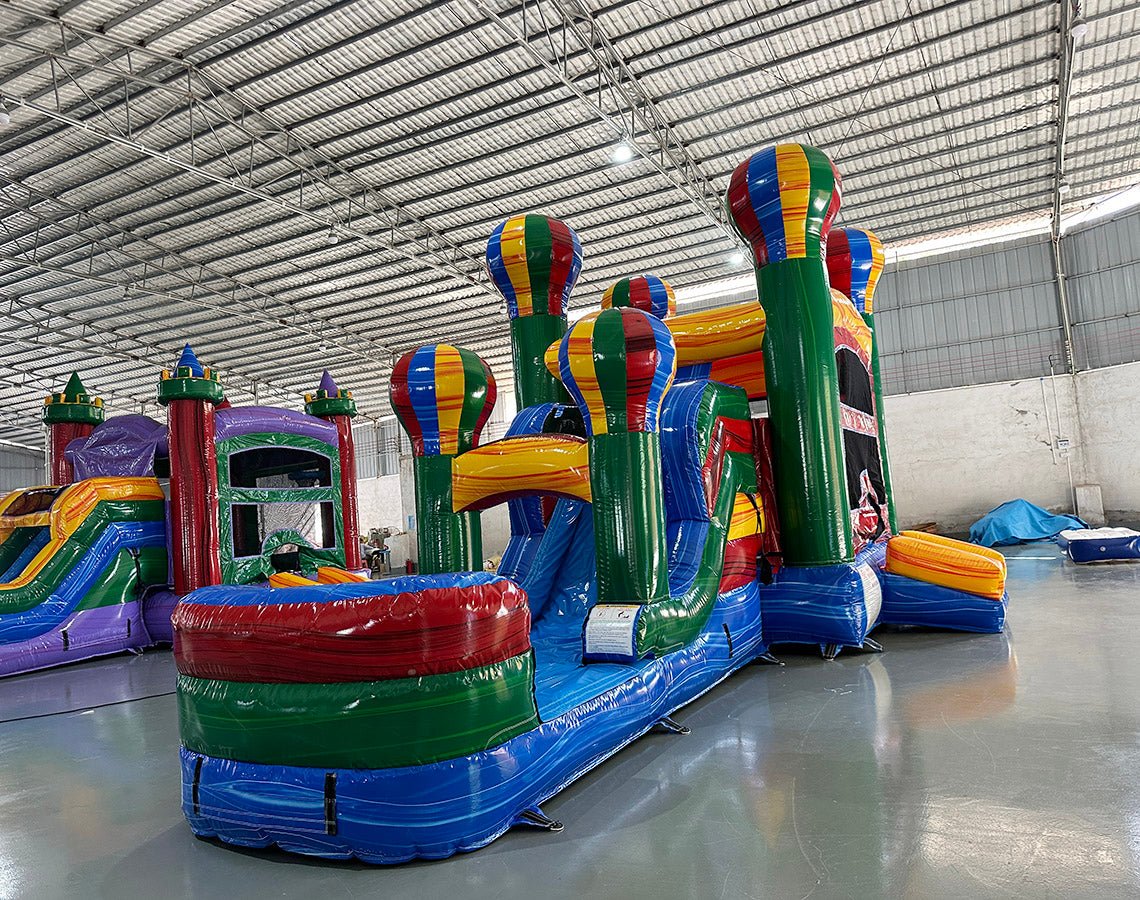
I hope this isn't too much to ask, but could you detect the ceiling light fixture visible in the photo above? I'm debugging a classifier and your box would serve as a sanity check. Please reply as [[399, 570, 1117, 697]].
[[326, 228, 339, 245], [612, 140, 635, 163], [1071, 14, 1089, 41], [1058, 178, 1072, 195], [729, 250, 747, 267], [0, 104, 10, 127]]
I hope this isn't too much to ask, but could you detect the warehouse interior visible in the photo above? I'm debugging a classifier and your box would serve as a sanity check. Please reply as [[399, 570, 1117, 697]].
[[0, 1, 1138, 897]]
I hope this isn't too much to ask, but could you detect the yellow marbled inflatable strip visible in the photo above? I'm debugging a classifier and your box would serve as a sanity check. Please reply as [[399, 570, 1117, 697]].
[[268, 572, 320, 588], [864, 230, 885, 313], [452, 434, 591, 513], [775, 144, 811, 259], [500, 216, 532, 316], [433, 344, 466, 456]]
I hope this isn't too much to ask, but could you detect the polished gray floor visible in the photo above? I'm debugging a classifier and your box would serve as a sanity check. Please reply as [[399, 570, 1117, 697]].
[[1, 544, 1138, 899]]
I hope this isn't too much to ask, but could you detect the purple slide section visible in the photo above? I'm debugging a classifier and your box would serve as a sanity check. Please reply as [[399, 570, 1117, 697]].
[[0, 601, 147, 677], [67, 414, 168, 479], [214, 406, 337, 446]]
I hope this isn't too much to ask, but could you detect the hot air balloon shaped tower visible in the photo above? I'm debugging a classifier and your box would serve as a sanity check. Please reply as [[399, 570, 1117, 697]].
[[389, 344, 497, 573]]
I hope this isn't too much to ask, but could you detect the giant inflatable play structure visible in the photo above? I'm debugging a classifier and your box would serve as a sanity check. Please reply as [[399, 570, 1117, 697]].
[[160, 144, 1010, 862], [0, 349, 363, 676], [26, 143, 994, 862]]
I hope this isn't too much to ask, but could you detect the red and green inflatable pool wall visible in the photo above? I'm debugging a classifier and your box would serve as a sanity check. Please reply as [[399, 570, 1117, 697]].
[[173, 573, 538, 769]]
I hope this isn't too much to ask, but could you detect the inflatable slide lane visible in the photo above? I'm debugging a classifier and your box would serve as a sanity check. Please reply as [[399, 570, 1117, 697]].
[[0, 477, 169, 676]]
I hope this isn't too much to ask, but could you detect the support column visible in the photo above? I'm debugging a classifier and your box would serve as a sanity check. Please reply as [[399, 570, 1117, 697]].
[[306, 371, 363, 571], [558, 306, 676, 603], [727, 143, 852, 566], [158, 343, 224, 595], [486, 213, 582, 408], [42, 371, 103, 485], [827, 226, 898, 534], [389, 344, 496, 574]]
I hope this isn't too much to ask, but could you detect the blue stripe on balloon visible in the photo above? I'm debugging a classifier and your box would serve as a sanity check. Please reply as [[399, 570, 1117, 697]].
[[485, 221, 519, 318], [845, 229, 874, 313], [746, 146, 786, 264], [644, 314, 676, 433], [407, 345, 441, 456]]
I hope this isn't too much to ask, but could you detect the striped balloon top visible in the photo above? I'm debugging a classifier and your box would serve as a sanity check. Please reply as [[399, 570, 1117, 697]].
[[557, 307, 676, 436], [601, 274, 676, 319], [486, 214, 583, 319], [726, 143, 842, 267], [389, 344, 497, 457], [826, 226, 885, 314]]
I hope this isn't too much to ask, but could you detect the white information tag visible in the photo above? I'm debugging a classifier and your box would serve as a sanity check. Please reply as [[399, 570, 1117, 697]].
[[584, 605, 641, 660], [857, 563, 883, 629]]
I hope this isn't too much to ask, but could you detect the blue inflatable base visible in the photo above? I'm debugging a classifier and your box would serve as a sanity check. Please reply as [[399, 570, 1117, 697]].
[[757, 560, 881, 650], [181, 583, 766, 864], [879, 573, 1007, 633]]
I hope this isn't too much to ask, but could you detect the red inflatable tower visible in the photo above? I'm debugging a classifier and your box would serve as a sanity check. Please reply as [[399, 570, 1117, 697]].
[[42, 372, 104, 485], [305, 371, 363, 571], [158, 344, 224, 595]]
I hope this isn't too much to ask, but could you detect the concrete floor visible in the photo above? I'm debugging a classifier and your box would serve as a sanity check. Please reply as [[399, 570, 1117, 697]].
[[1, 544, 1138, 899]]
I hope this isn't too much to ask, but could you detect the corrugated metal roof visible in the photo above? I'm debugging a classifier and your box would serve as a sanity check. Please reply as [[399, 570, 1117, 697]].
[[0, 0, 1136, 448]]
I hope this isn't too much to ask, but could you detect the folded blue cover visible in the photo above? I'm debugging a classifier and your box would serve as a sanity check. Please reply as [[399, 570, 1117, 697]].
[[969, 499, 1085, 547]]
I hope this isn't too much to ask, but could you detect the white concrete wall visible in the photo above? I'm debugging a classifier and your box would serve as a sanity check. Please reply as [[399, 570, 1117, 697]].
[[1072, 363, 1140, 521], [884, 360, 1140, 531]]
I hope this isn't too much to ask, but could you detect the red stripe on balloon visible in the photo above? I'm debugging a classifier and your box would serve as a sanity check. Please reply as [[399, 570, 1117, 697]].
[[389, 352, 424, 456], [727, 158, 766, 265], [622, 308, 659, 431], [827, 229, 853, 298], [547, 218, 574, 317]]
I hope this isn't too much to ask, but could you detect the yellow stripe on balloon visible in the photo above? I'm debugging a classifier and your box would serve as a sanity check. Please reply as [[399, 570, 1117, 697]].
[[500, 216, 532, 316], [433, 344, 466, 455], [865, 230, 885, 314], [775, 144, 811, 259], [565, 312, 608, 434]]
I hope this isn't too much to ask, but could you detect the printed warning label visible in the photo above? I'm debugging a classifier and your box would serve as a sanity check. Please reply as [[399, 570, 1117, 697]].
[[584, 605, 641, 660]]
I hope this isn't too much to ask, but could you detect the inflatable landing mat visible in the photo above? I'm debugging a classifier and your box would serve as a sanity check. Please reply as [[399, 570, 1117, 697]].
[[1057, 528, 1140, 564]]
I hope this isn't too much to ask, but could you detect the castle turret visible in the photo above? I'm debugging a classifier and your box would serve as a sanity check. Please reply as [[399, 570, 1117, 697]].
[[389, 344, 496, 573], [157, 343, 224, 595], [486, 214, 582, 408], [305, 371, 363, 571], [42, 371, 104, 485], [727, 143, 851, 566]]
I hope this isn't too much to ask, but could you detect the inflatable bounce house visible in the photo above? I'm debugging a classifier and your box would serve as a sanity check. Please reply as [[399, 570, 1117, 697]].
[[0, 349, 363, 677], [167, 143, 1010, 863]]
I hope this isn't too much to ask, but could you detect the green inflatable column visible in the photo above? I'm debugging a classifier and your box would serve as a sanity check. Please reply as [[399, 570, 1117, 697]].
[[827, 226, 898, 533], [389, 344, 497, 574], [486, 214, 583, 408], [557, 306, 677, 604], [726, 143, 852, 566]]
